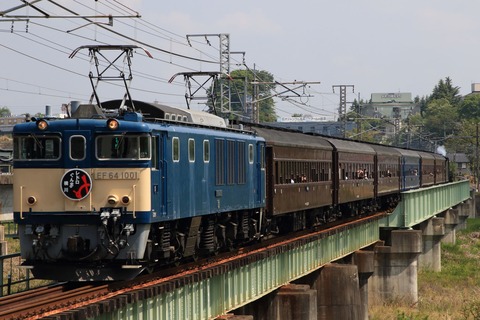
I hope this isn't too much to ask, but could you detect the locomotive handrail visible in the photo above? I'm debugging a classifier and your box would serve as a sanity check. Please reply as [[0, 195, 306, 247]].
[[19, 186, 24, 220], [133, 184, 136, 219]]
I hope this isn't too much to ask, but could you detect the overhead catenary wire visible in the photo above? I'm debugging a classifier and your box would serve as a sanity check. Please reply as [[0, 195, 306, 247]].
[[0, 1, 340, 117]]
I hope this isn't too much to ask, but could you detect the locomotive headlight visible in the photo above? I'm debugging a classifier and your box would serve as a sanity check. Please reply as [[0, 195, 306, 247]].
[[121, 195, 131, 205], [107, 118, 119, 130], [27, 196, 37, 205], [36, 119, 48, 130], [107, 195, 118, 205]]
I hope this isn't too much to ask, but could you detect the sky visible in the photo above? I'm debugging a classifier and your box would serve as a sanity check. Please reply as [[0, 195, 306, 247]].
[[1, 1, 480, 121]]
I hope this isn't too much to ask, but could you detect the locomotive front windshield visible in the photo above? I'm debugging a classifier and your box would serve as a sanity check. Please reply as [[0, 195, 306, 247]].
[[14, 135, 61, 160], [96, 134, 150, 160]]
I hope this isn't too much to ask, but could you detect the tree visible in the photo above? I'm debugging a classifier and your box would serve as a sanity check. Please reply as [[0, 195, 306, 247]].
[[207, 69, 277, 123], [423, 98, 458, 138], [0, 107, 11, 117], [458, 94, 480, 120], [427, 77, 462, 107]]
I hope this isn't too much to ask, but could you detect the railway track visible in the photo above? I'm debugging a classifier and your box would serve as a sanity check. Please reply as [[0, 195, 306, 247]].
[[0, 212, 386, 320]]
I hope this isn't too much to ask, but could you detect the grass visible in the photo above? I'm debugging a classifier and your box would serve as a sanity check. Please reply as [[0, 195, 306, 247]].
[[369, 218, 480, 320]]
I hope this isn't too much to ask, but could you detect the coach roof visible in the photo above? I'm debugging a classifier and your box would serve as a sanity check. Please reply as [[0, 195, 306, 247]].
[[252, 127, 332, 150]]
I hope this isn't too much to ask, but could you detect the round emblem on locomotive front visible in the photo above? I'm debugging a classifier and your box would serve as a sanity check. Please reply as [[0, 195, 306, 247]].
[[60, 169, 92, 201]]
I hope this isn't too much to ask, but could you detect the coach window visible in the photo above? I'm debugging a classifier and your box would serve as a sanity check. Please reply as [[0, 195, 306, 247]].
[[172, 137, 180, 162], [203, 140, 210, 163], [70, 136, 85, 160], [188, 139, 195, 162]]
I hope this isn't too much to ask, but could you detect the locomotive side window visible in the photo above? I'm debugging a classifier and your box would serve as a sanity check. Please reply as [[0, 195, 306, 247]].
[[188, 139, 195, 163], [14, 135, 61, 160], [172, 137, 180, 162], [248, 144, 254, 164], [96, 134, 150, 160], [260, 144, 265, 169], [70, 136, 86, 160], [203, 140, 210, 163]]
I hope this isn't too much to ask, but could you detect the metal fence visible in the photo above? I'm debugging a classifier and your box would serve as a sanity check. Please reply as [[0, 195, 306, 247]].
[[0, 220, 49, 297], [2, 221, 17, 238], [0, 252, 33, 297]]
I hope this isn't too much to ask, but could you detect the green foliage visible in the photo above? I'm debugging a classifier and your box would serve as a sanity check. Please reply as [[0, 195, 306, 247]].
[[422, 98, 458, 138], [463, 217, 480, 232], [459, 94, 480, 121], [427, 77, 462, 107], [207, 69, 277, 122], [0, 107, 11, 117], [347, 116, 386, 143]]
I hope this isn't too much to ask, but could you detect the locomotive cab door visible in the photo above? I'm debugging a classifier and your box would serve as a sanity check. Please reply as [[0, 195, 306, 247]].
[[256, 142, 266, 206], [64, 130, 91, 168], [150, 133, 166, 216]]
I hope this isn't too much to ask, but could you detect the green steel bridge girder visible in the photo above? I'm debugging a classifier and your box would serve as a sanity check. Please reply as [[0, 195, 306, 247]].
[[101, 220, 381, 320], [89, 180, 471, 320], [381, 180, 472, 228]]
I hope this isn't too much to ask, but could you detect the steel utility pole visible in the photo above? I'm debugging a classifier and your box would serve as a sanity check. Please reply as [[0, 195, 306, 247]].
[[332, 85, 354, 138], [250, 80, 321, 124], [186, 34, 232, 113]]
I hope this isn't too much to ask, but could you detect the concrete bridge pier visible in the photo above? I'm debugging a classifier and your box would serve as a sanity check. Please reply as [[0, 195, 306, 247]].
[[441, 208, 459, 244], [270, 284, 317, 320], [417, 217, 444, 271], [352, 250, 375, 320], [312, 263, 363, 320], [234, 250, 375, 320], [233, 283, 317, 320], [369, 230, 422, 306], [457, 199, 473, 230]]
